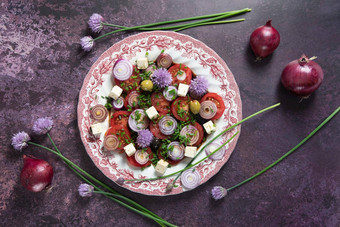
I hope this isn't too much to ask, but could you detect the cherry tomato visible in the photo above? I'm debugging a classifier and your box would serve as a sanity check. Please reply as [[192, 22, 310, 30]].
[[126, 147, 153, 168], [200, 93, 226, 120], [151, 92, 170, 114], [171, 96, 192, 122], [193, 122, 204, 146], [105, 125, 131, 151], [114, 67, 141, 92], [168, 64, 192, 85], [110, 111, 130, 128]]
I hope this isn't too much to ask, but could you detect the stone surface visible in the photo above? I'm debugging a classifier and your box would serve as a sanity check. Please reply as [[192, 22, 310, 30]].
[[1, 0, 339, 226]]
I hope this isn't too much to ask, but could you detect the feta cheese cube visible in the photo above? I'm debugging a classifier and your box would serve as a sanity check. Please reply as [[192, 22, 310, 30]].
[[124, 143, 136, 157], [177, 83, 189, 97], [203, 120, 216, 134], [155, 159, 169, 175], [136, 57, 148, 69], [90, 123, 104, 138], [146, 106, 159, 120], [109, 85, 123, 100], [185, 146, 197, 158]]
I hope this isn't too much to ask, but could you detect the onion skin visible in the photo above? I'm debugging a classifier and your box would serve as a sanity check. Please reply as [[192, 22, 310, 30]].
[[20, 155, 54, 192], [281, 54, 324, 97], [250, 20, 280, 58]]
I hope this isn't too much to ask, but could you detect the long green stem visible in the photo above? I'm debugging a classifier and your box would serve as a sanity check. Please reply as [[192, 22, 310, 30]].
[[169, 103, 280, 185], [126, 131, 238, 182], [101, 8, 250, 30], [28, 141, 173, 226], [173, 19, 245, 32], [94, 8, 251, 41], [227, 106, 340, 191], [46, 134, 165, 225]]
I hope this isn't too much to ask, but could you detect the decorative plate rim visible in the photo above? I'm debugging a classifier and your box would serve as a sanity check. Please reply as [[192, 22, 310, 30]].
[[77, 31, 242, 196]]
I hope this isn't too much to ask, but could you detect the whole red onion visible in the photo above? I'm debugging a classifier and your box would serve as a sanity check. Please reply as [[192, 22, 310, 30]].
[[20, 155, 54, 192], [281, 54, 324, 97], [250, 20, 280, 59]]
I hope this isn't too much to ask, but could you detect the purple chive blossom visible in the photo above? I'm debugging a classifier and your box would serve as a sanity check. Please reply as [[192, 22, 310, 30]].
[[189, 76, 209, 99], [88, 13, 104, 33], [78, 183, 94, 197], [11, 131, 31, 151], [151, 68, 172, 88], [80, 36, 94, 52], [116, 177, 125, 185], [136, 129, 153, 148], [211, 186, 227, 200], [33, 117, 53, 135]]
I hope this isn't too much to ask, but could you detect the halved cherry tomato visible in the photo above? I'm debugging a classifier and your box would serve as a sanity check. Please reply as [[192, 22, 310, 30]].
[[126, 147, 153, 168], [149, 115, 169, 139], [168, 64, 192, 85], [105, 125, 131, 152], [110, 111, 130, 127], [157, 148, 182, 166], [114, 67, 141, 92], [124, 90, 140, 110], [200, 93, 226, 120], [193, 122, 204, 147], [151, 92, 170, 114], [171, 96, 192, 121]]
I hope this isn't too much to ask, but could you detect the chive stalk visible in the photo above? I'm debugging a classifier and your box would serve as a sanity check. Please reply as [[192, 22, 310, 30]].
[[226, 105, 340, 191]]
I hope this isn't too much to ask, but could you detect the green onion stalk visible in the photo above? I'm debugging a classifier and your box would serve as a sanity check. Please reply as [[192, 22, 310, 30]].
[[90, 8, 251, 43], [125, 103, 281, 185], [28, 138, 176, 227]]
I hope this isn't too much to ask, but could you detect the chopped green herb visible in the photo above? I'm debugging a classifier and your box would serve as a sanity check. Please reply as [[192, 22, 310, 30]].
[[161, 49, 165, 54]]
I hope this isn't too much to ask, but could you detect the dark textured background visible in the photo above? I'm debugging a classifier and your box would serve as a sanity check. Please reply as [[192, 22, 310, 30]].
[[1, 0, 339, 226]]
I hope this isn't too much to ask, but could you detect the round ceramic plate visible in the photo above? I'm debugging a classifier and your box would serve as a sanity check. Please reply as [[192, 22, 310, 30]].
[[77, 31, 242, 196]]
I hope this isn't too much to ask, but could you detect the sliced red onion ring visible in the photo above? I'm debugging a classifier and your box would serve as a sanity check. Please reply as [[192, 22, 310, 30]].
[[128, 109, 149, 132], [134, 149, 150, 165], [103, 135, 119, 151], [205, 142, 226, 160], [158, 115, 177, 135], [199, 100, 217, 119], [145, 64, 156, 77], [113, 59, 133, 81], [180, 125, 199, 145], [90, 104, 108, 122], [127, 91, 139, 108], [176, 70, 187, 81], [163, 86, 178, 101], [167, 141, 184, 161], [112, 97, 124, 110], [156, 53, 173, 69], [181, 168, 201, 189]]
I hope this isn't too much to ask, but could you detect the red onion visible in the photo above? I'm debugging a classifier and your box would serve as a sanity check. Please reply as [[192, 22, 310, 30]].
[[250, 20, 280, 59], [180, 125, 199, 145], [134, 150, 150, 165], [156, 53, 172, 69], [112, 97, 124, 110], [113, 59, 133, 81], [281, 54, 324, 97], [128, 109, 149, 132], [163, 86, 178, 101], [158, 115, 177, 135], [90, 104, 108, 122], [20, 155, 54, 192], [205, 142, 226, 160], [103, 135, 119, 151], [181, 168, 201, 189], [167, 141, 185, 161], [145, 64, 156, 77], [199, 100, 217, 119], [127, 91, 139, 108]]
